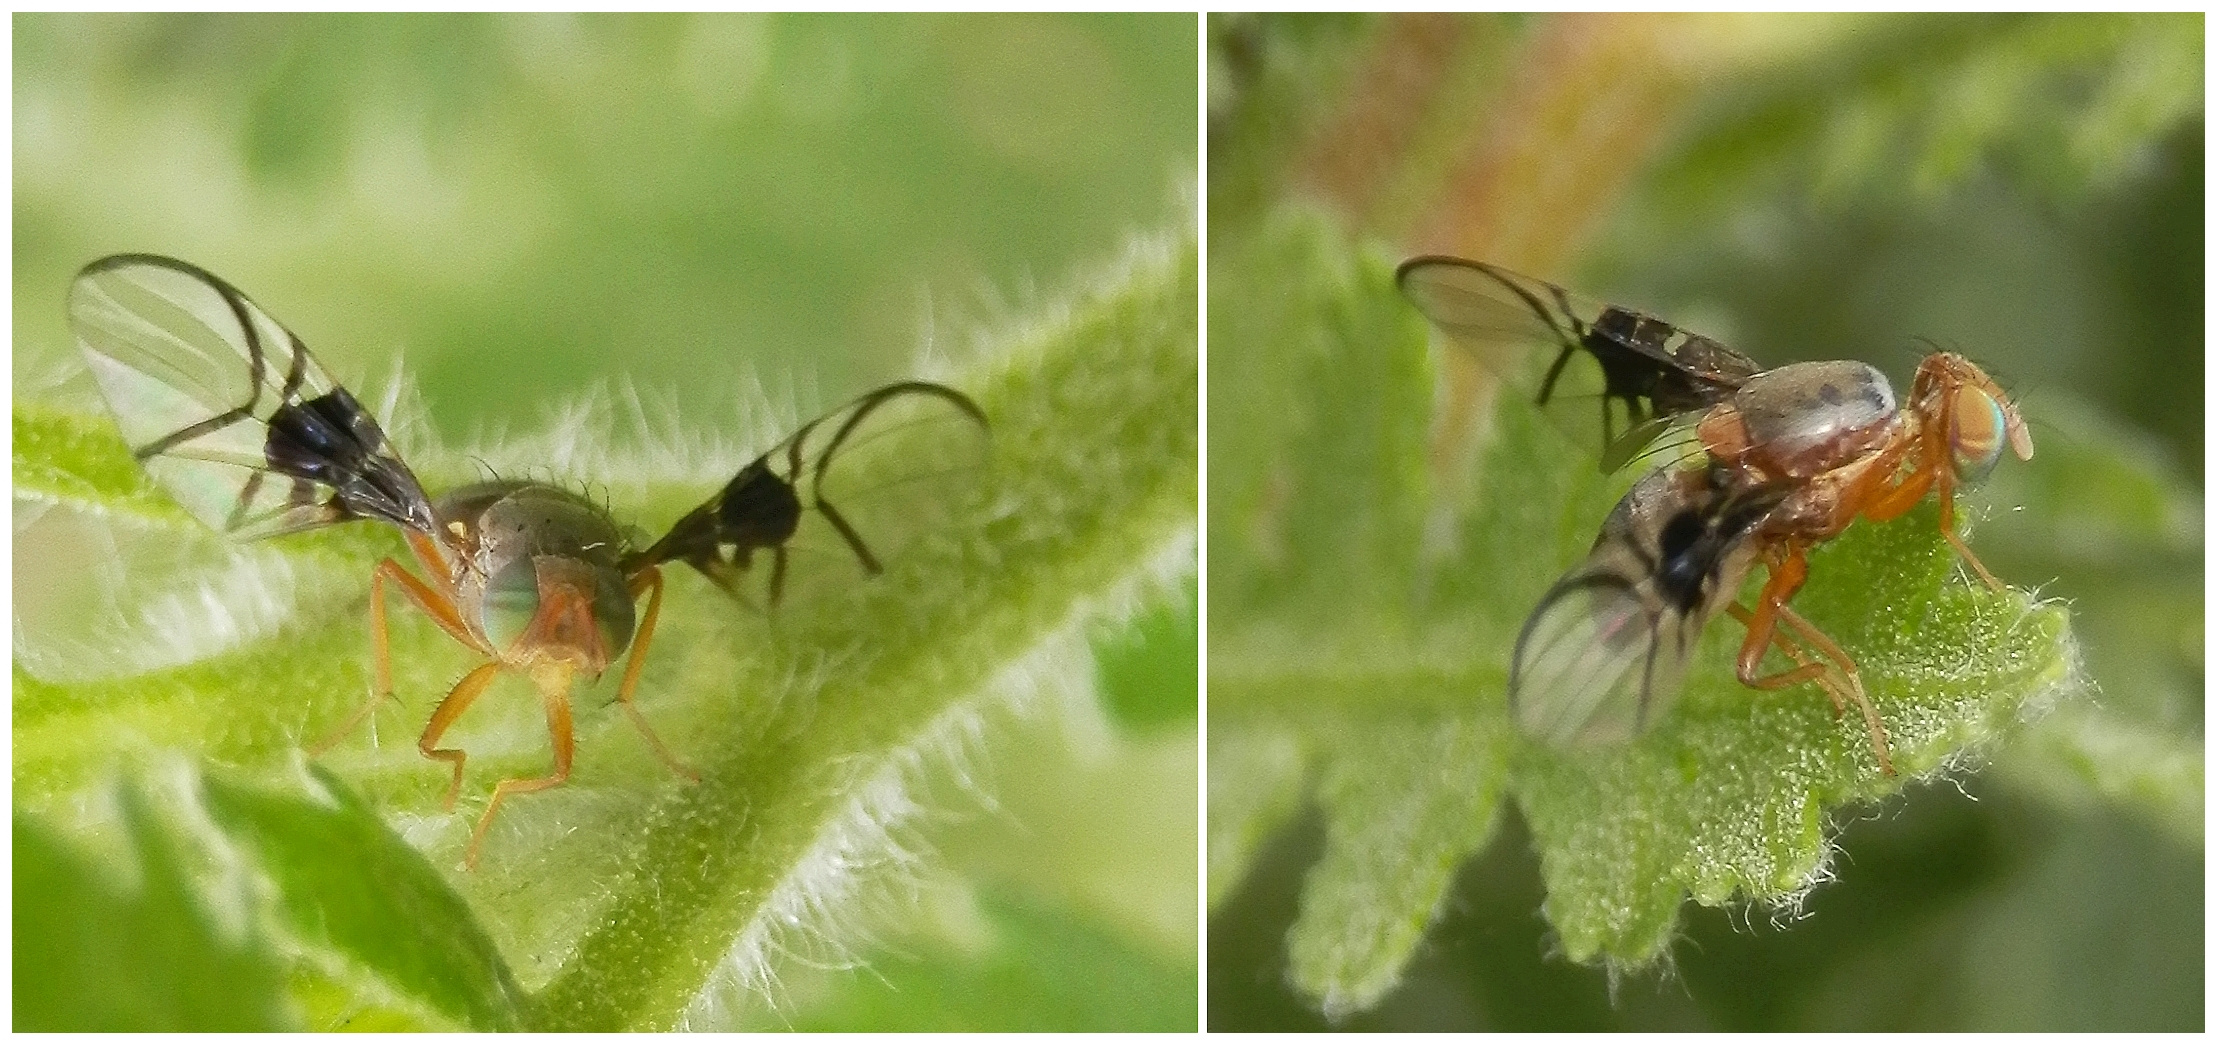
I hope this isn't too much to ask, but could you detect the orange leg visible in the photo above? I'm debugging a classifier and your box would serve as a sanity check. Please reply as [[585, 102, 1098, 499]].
[[1931, 466, 2005, 591], [1771, 602, 1893, 776], [1733, 544, 1822, 690], [466, 673, 577, 869], [1733, 544, 1896, 776], [1860, 454, 1935, 522], [416, 660, 506, 810], [1727, 603, 1842, 718], [311, 556, 487, 755], [1860, 416, 2006, 592], [616, 567, 702, 782]]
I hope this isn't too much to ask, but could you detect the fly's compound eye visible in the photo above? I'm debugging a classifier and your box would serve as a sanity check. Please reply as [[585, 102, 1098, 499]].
[[1947, 383, 2009, 484], [483, 556, 636, 664], [482, 555, 542, 654]]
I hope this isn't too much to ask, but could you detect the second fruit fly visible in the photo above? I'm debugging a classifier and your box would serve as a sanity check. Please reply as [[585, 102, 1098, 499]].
[[1399, 256, 2033, 775]]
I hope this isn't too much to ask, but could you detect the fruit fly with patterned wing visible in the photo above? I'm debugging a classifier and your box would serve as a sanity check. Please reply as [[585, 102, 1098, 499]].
[[69, 254, 988, 865], [1398, 255, 2033, 774]]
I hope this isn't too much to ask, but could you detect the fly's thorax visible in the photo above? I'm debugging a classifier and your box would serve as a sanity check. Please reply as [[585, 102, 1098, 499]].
[[1722, 360, 1901, 479], [434, 481, 638, 673], [1764, 447, 1893, 539]]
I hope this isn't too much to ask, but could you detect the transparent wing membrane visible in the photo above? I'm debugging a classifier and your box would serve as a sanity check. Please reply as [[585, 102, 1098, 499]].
[[631, 381, 989, 612], [1512, 572, 1691, 746], [1397, 255, 1757, 470], [69, 255, 433, 540], [1510, 467, 1776, 747]]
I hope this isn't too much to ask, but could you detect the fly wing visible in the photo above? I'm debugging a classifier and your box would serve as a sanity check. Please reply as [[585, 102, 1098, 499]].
[[1396, 255, 1757, 471], [68, 254, 434, 540], [630, 381, 989, 612], [1510, 466, 1774, 746]]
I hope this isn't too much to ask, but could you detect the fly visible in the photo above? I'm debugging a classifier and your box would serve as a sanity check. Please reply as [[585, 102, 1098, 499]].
[[69, 254, 988, 865], [1398, 255, 2034, 774]]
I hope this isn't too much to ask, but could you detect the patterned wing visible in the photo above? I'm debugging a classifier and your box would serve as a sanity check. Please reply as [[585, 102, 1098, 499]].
[[1396, 255, 1759, 471], [68, 254, 434, 540], [1510, 465, 1780, 746], [629, 381, 989, 611]]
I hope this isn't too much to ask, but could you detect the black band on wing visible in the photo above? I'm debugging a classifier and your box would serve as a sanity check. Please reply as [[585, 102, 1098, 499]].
[[1396, 255, 1762, 471], [626, 381, 987, 609], [114, 254, 272, 461], [263, 385, 434, 532], [72, 253, 436, 538]]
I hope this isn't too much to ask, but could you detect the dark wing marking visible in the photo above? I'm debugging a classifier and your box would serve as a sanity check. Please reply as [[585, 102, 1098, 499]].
[[1395, 255, 1759, 471], [1510, 465, 1781, 746], [628, 381, 989, 611], [68, 254, 435, 539]]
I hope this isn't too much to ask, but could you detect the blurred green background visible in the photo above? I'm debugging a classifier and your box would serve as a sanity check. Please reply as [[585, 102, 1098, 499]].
[[16, 13, 1194, 431], [1207, 12, 2199, 1031], [15, 12, 1197, 1031]]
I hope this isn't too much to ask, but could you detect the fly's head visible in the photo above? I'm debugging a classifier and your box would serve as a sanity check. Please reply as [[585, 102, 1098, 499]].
[[462, 486, 640, 679], [484, 553, 636, 680], [1912, 352, 2034, 485]]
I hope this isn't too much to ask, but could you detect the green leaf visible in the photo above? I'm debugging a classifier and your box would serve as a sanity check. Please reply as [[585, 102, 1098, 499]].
[[14, 226, 1197, 1030], [1649, 13, 2206, 210], [14, 784, 295, 1031], [1095, 574, 1200, 731], [751, 888, 1197, 1032], [1207, 212, 2086, 1011], [1971, 397, 2205, 844], [1288, 711, 1507, 1019], [200, 767, 528, 1031]]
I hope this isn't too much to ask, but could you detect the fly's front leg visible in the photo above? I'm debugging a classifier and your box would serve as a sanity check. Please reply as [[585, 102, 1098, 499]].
[[466, 671, 577, 869], [310, 553, 486, 756], [616, 566, 702, 782], [417, 661, 506, 810], [1861, 412, 2005, 592], [1932, 466, 2006, 591], [1860, 450, 1935, 523]]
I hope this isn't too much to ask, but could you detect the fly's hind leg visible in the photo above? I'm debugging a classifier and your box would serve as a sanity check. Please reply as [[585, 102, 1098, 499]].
[[616, 566, 702, 782], [1770, 601, 1893, 776], [1727, 603, 1844, 719], [1733, 544, 1895, 776]]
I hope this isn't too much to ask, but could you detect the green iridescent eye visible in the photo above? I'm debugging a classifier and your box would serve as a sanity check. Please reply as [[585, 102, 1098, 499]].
[[1949, 384, 2008, 484], [482, 556, 543, 653]]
